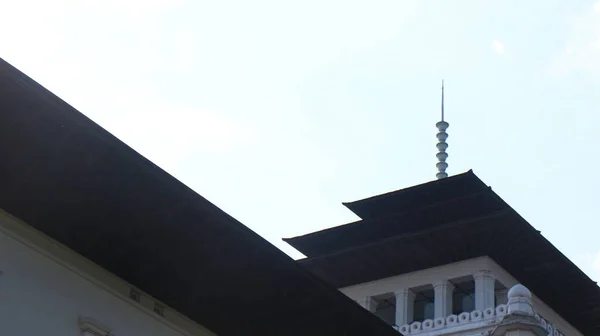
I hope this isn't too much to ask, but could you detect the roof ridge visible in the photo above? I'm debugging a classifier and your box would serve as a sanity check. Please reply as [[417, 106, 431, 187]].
[[342, 169, 476, 206]]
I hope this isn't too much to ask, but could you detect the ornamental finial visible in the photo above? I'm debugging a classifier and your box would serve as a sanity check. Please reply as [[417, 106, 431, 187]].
[[436, 80, 449, 179]]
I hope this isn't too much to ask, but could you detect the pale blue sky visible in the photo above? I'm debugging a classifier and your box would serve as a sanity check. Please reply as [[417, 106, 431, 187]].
[[2, 0, 599, 282]]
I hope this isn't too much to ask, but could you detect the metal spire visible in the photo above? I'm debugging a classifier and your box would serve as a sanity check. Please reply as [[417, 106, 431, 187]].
[[441, 80, 444, 121], [436, 80, 449, 179]]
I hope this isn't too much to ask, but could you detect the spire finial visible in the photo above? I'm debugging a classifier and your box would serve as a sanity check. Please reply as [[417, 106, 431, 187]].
[[436, 80, 449, 179], [441, 80, 444, 121]]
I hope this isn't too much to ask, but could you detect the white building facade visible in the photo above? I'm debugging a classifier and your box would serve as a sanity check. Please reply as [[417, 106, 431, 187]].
[[344, 257, 581, 336]]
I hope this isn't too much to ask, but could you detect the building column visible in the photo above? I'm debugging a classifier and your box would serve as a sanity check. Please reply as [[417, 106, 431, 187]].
[[356, 296, 378, 313], [474, 270, 495, 311], [394, 289, 415, 326], [433, 280, 454, 318]]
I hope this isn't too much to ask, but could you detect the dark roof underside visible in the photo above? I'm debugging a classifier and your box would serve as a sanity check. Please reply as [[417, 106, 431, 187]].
[[0, 58, 399, 336], [286, 178, 600, 335]]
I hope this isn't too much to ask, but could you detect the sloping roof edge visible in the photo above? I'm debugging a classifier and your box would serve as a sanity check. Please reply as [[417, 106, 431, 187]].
[[0, 57, 400, 336]]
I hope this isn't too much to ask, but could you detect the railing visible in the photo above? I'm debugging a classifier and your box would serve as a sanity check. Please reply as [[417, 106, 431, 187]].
[[393, 304, 508, 335], [393, 304, 564, 336], [534, 312, 564, 336]]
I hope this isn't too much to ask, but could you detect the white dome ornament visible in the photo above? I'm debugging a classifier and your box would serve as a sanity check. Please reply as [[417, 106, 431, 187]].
[[436, 80, 449, 180], [507, 284, 532, 299], [507, 284, 533, 316]]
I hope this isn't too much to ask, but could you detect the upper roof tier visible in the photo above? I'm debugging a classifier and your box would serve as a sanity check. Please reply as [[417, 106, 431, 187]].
[[344, 170, 486, 220]]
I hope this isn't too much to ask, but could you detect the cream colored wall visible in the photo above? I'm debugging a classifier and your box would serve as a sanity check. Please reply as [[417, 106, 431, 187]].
[[0, 209, 216, 336]]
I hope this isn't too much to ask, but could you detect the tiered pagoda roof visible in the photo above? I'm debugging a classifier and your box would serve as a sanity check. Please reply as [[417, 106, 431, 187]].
[[285, 171, 600, 335]]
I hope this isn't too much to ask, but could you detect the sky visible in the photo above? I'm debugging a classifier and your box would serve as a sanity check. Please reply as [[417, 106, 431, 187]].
[[1, 0, 599, 283]]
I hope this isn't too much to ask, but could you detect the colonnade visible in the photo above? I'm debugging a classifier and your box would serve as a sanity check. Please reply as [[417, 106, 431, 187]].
[[357, 270, 498, 326]]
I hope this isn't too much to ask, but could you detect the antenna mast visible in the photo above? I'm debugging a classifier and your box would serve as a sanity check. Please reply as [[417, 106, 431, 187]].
[[441, 80, 444, 121], [436, 80, 449, 179]]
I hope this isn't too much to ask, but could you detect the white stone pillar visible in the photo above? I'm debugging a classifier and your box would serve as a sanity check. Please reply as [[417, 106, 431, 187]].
[[474, 270, 495, 311], [357, 296, 378, 313], [433, 280, 454, 318], [394, 289, 415, 326]]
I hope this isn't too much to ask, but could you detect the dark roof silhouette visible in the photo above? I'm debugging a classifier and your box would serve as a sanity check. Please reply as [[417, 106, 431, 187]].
[[0, 58, 399, 336]]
